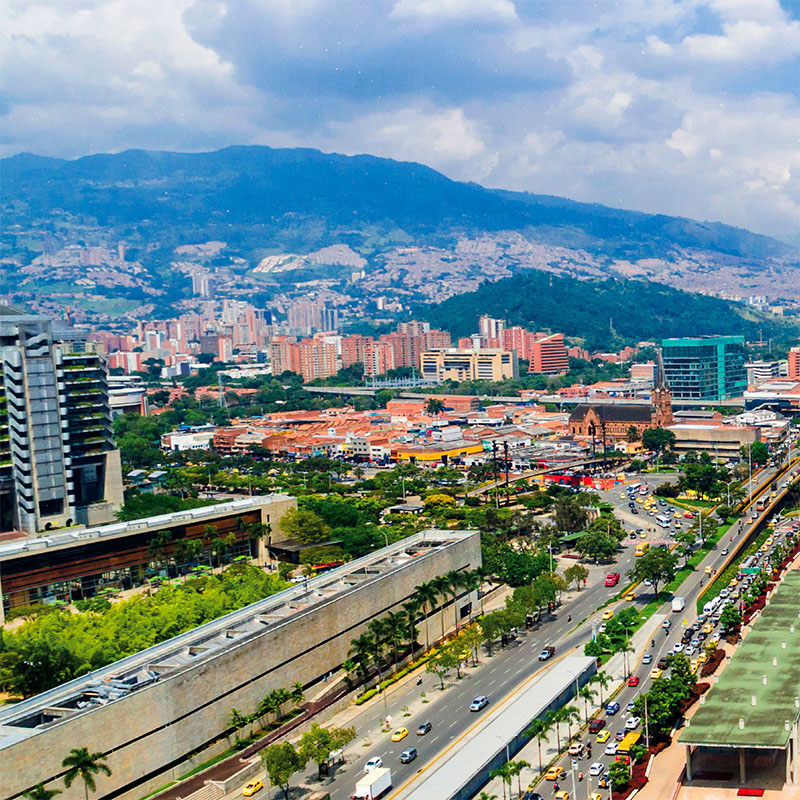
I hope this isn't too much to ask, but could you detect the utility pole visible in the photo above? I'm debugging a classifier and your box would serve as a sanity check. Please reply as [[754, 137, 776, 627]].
[[503, 441, 510, 506], [645, 695, 650, 748]]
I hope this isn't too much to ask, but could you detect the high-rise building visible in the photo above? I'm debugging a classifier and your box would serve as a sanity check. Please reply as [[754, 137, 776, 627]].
[[529, 333, 569, 374], [0, 309, 123, 534], [661, 335, 746, 400], [788, 347, 800, 381]]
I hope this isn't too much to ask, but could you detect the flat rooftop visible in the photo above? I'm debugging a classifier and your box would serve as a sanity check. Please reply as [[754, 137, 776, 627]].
[[679, 570, 800, 750], [0, 495, 290, 562], [0, 529, 476, 750]]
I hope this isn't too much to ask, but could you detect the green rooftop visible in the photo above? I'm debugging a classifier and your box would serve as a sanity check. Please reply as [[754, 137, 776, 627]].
[[680, 570, 800, 750]]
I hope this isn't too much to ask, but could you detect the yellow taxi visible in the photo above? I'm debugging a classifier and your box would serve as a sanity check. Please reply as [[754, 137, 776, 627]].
[[602, 609, 614, 621], [591, 794, 603, 800], [554, 792, 570, 800], [691, 659, 699, 672], [624, 592, 636, 602], [545, 765, 566, 780], [674, 512, 683, 519], [649, 668, 662, 680], [702, 623, 714, 634], [391, 727, 408, 742], [242, 780, 263, 797], [698, 652, 709, 664], [596, 730, 611, 743], [729, 577, 739, 587], [704, 565, 713, 574]]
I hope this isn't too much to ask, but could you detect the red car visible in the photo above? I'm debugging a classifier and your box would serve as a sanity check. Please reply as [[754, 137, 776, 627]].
[[605, 573, 621, 587], [627, 676, 640, 687]]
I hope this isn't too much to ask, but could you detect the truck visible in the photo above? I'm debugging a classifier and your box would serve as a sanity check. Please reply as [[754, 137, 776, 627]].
[[351, 768, 392, 800], [671, 596, 685, 612]]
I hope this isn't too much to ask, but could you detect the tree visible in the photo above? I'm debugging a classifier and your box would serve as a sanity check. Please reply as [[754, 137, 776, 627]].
[[626, 425, 640, 442], [23, 786, 61, 800], [742, 441, 769, 466], [348, 633, 373, 682], [414, 580, 439, 652], [278, 508, 332, 544], [553, 498, 588, 533], [720, 605, 742, 632], [62, 748, 112, 800], [260, 742, 306, 800], [228, 707, 249, 741], [578, 684, 596, 723], [642, 427, 676, 454], [488, 763, 514, 800], [674, 529, 696, 565], [524, 716, 551, 773], [550, 706, 570, 752], [298, 723, 356, 778], [564, 563, 589, 591], [426, 398, 445, 415], [608, 760, 631, 788], [590, 671, 612, 705], [147, 529, 173, 570], [426, 646, 459, 689], [506, 760, 530, 798], [575, 530, 618, 562], [627, 547, 679, 596]]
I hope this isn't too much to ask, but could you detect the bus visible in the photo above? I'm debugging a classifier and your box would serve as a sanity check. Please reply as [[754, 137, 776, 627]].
[[755, 497, 768, 512], [627, 483, 640, 493], [617, 731, 642, 754], [635, 542, 650, 558], [656, 515, 671, 529]]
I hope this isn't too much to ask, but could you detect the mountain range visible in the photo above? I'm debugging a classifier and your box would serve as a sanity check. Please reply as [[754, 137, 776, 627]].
[[1, 145, 797, 324]]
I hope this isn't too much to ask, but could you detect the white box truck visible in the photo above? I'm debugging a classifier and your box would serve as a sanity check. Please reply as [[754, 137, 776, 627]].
[[672, 596, 685, 612], [351, 768, 392, 799]]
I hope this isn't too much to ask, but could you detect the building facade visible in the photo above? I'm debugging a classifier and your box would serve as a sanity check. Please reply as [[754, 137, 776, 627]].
[[420, 348, 519, 383], [662, 335, 747, 400], [0, 309, 123, 534]]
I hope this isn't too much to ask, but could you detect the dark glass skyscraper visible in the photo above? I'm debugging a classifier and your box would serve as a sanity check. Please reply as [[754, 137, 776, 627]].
[[661, 335, 746, 401]]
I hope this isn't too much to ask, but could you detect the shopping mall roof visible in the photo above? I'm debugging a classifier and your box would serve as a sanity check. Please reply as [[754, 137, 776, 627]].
[[679, 570, 800, 750]]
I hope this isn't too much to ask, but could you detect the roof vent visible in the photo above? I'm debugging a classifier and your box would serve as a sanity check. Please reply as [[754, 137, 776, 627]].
[[792, 625, 796, 634], [783, 641, 787, 649], [700, 696, 706, 705], [786, 720, 792, 732], [762, 675, 768, 685], [739, 718, 745, 729], [752, 696, 757, 706], [773, 657, 778, 667]]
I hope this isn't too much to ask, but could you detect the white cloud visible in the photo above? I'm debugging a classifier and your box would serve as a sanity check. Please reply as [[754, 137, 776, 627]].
[[390, 0, 517, 23]]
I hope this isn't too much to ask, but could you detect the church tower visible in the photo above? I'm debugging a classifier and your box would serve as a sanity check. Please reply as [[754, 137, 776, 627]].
[[651, 348, 673, 427]]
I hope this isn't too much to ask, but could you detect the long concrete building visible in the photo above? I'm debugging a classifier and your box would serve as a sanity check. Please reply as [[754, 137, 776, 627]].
[[0, 529, 481, 800]]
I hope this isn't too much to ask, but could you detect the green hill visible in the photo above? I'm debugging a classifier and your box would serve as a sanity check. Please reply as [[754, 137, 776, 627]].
[[421, 272, 798, 350]]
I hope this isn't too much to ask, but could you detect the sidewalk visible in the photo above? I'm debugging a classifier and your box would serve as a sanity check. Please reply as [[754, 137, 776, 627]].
[[478, 611, 666, 800]]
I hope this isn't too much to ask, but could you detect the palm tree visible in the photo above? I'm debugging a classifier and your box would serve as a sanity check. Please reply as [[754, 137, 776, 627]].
[[474, 565, 492, 616], [460, 570, 481, 622], [550, 706, 570, 752], [445, 570, 464, 631], [614, 641, 636, 678], [524, 717, 551, 773], [488, 763, 514, 800], [62, 748, 112, 800], [564, 705, 581, 740], [383, 611, 406, 671], [367, 619, 388, 683], [400, 600, 421, 654], [578, 684, 597, 723], [414, 580, 439, 651], [507, 760, 530, 798], [348, 633, 373, 682], [430, 574, 452, 642], [590, 671, 612, 705], [23, 786, 61, 800], [289, 681, 305, 706]]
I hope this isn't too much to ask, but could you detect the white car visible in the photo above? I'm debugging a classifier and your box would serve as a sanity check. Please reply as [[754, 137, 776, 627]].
[[672, 642, 684, 653], [364, 757, 383, 772], [684, 645, 696, 656], [589, 761, 605, 776], [604, 742, 618, 756], [625, 716, 642, 731], [568, 742, 583, 755]]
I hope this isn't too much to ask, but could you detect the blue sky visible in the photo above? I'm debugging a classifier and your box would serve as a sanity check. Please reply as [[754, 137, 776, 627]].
[[2, 0, 799, 236]]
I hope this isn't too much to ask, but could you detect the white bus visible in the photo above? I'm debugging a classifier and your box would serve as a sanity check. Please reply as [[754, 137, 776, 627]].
[[656, 515, 671, 528]]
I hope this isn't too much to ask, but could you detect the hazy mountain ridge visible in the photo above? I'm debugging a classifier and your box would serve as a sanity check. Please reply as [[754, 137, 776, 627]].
[[1, 145, 797, 320]]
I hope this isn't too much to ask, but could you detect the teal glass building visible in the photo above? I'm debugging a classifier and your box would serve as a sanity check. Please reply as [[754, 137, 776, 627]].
[[661, 335, 746, 401]]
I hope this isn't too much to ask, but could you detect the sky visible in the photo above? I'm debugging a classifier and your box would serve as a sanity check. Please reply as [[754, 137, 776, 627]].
[[2, 0, 799, 237]]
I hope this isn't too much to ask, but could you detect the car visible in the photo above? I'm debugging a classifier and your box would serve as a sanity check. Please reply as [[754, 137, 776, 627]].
[[604, 742, 618, 756], [400, 747, 418, 763], [629, 531, 637, 539], [568, 742, 583, 755], [704, 565, 713, 574], [589, 761, 605, 777], [684, 511, 694, 519], [605, 572, 621, 586], [627, 675, 640, 687], [242, 781, 263, 797], [631, 508, 638, 514], [539, 645, 556, 661], [657, 657, 669, 669], [702, 623, 714, 634], [545, 765, 566, 780], [650, 668, 663, 679], [624, 592, 636, 601], [554, 792, 570, 800], [470, 695, 489, 712], [598, 774, 610, 788], [626, 700, 636, 712], [416, 721, 432, 736], [588, 718, 606, 734], [522, 792, 544, 800], [625, 716, 642, 731], [602, 609, 614, 621], [364, 757, 383, 772], [642, 653, 653, 665], [590, 793, 603, 800], [720, 588, 730, 599], [674, 512, 683, 519], [684, 644, 696, 656], [615, 728, 626, 741], [596, 730, 611, 743], [391, 727, 408, 742], [605, 701, 620, 715], [698, 652, 709, 664], [672, 642, 684, 653], [721, 548, 729, 555], [662, 619, 671, 631]]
